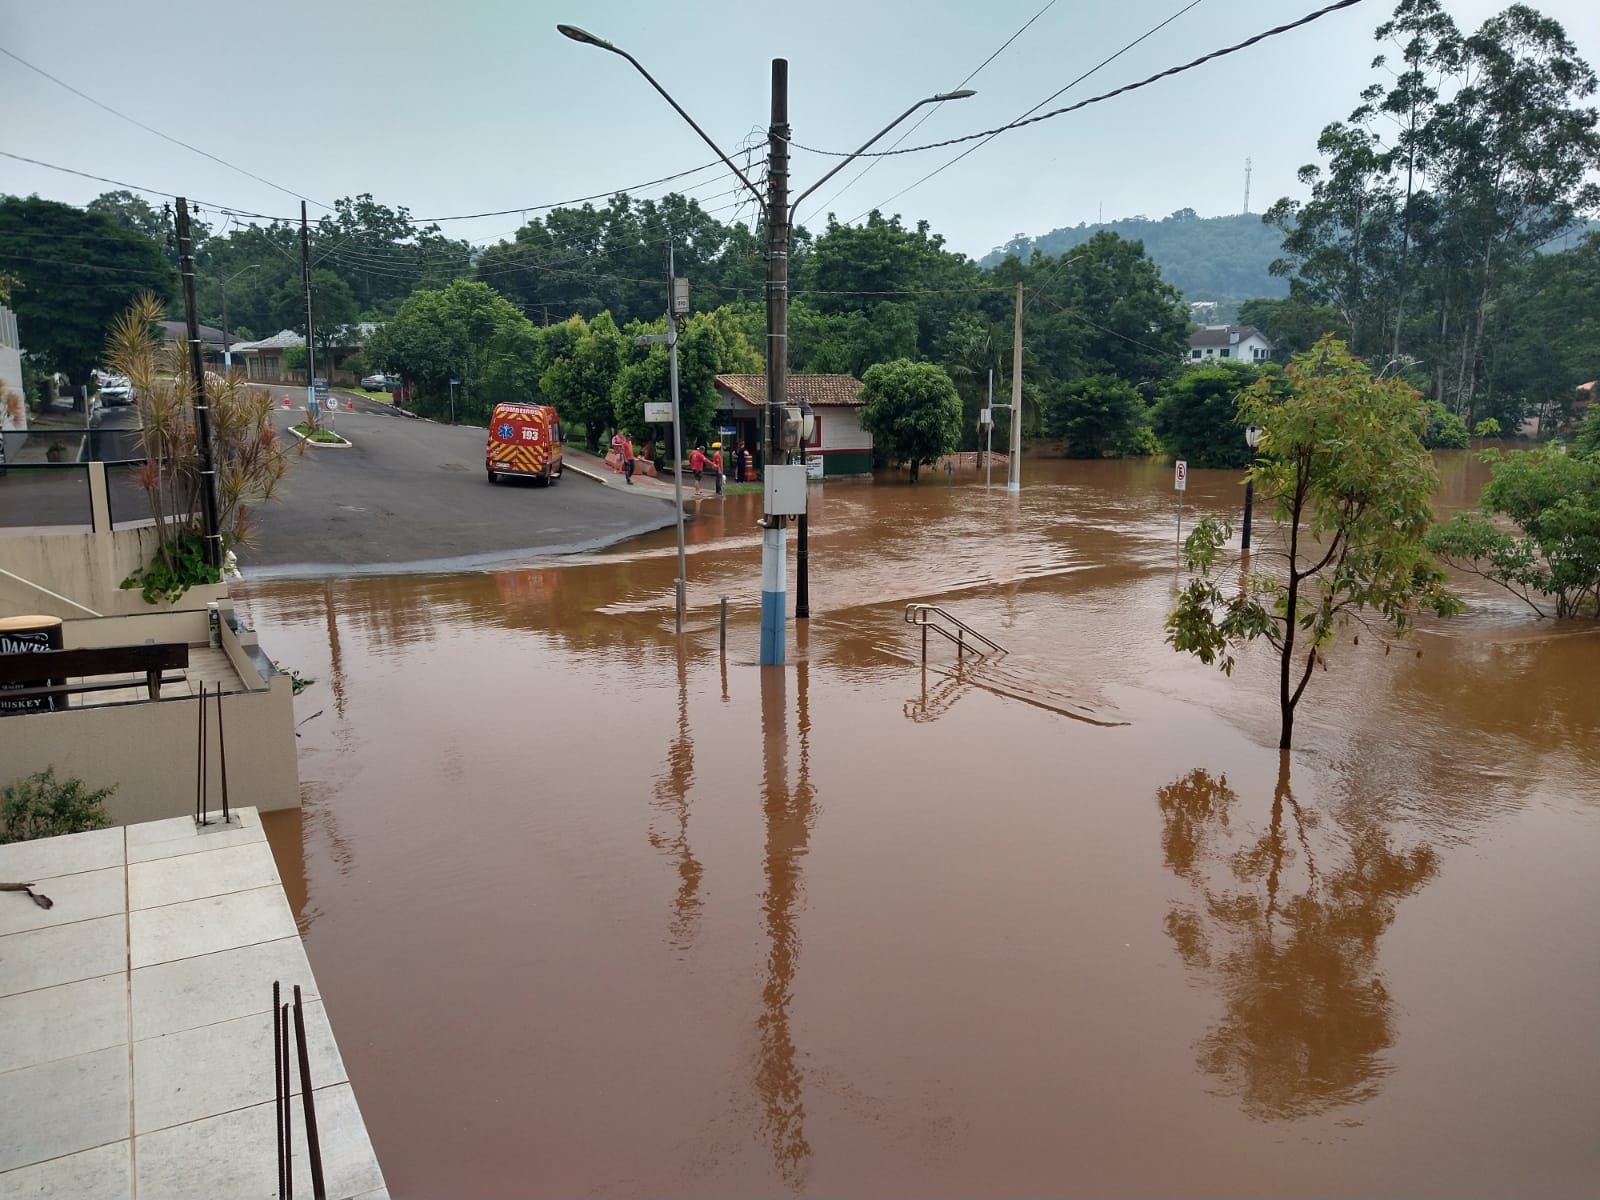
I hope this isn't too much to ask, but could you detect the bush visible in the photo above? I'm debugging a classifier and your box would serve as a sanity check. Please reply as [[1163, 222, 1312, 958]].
[[1422, 400, 1469, 449], [1, 767, 115, 843]]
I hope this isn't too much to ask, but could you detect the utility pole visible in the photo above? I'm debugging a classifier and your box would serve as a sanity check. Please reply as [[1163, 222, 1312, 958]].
[[986, 368, 994, 491], [1243, 156, 1253, 215], [760, 58, 790, 665], [300, 201, 318, 431], [176, 198, 224, 570], [1008, 282, 1023, 494]]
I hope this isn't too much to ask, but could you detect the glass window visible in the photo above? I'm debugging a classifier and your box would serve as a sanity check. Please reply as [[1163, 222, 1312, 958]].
[[1220, 348, 1231, 358], [1190, 349, 1202, 359]]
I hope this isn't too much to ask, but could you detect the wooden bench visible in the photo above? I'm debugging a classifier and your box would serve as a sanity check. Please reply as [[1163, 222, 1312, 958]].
[[0, 642, 191, 706]]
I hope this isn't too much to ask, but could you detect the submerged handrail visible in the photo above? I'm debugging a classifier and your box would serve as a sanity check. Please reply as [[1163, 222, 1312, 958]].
[[904, 603, 1006, 661]]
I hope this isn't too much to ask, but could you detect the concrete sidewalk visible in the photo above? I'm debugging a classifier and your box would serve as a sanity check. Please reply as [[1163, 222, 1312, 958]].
[[0, 810, 388, 1200], [560, 445, 683, 497]]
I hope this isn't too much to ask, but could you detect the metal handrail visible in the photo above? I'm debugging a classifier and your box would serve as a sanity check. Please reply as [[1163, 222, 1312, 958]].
[[904, 603, 1006, 661]]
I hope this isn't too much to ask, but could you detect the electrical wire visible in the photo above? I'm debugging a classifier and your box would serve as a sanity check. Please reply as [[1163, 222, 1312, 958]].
[[797, 0, 1365, 162], [0, 151, 294, 221], [799, 0, 1061, 227], [846, 0, 1209, 224], [0, 43, 332, 210]]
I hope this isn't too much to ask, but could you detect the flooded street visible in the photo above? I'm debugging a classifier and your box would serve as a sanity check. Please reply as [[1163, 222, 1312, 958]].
[[242, 454, 1600, 1199]]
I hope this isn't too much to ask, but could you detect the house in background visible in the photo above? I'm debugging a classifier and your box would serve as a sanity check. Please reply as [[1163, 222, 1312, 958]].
[[713, 373, 874, 476], [227, 322, 378, 385], [1187, 324, 1273, 364], [158, 320, 231, 369]]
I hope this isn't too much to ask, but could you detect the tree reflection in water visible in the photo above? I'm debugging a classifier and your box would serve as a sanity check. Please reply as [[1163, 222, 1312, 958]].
[[1158, 755, 1438, 1120]]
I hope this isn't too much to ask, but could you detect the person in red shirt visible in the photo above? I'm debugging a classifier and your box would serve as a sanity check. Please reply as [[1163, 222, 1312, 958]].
[[689, 444, 706, 495], [711, 444, 724, 495], [620, 432, 635, 483]]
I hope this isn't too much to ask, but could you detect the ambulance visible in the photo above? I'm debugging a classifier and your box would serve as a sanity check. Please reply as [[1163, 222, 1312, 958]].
[[485, 403, 564, 486]]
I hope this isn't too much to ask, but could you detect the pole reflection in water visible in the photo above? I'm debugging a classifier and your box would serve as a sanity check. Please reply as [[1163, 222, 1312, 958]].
[[324, 580, 347, 721], [649, 647, 704, 953], [755, 631, 817, 1189], [1158, 753, 1439, 1120]]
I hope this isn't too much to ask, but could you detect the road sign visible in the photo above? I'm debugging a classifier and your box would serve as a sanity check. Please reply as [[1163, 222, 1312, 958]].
[[1174, 460, 1188, 491], [805, 454, 824, 479], [449, 377, 462, 386], [644, 401, 673, 423], [312, 377, 329, 399], [325, 396, 339, 412], [979, 407, 992, 426]]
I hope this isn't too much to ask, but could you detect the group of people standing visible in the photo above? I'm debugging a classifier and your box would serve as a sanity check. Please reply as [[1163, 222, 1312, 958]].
[[608, 430, 758, 494]]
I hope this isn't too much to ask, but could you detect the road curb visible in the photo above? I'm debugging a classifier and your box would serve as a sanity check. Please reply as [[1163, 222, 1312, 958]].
[[287, 425, 354, 449]]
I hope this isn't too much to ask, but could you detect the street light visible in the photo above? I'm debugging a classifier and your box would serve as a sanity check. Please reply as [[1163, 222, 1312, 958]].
[[219, 263, 259, 376], [636, 249, 689, 634], [1242, 425, 1262, 551], [560, 21, 975, 661]]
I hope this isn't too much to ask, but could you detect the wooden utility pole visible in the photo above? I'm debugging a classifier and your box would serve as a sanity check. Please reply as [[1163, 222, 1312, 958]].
[[176, 198, 223, 568], [1008, 281, 1023, 493]]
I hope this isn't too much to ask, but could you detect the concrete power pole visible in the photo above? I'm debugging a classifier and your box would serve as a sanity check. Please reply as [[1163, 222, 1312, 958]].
[[760, 58, 790, 666], [175, 198, 224, 570], [300, 201, 318, 430], [1008, 281, 1023, 494]]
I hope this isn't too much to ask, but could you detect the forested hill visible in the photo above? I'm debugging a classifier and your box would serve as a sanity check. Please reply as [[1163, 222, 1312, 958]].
[[981, 210, 1288, 302]]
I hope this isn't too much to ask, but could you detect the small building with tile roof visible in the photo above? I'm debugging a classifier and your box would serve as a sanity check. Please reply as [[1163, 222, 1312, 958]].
[[712, 373, 874, 477]]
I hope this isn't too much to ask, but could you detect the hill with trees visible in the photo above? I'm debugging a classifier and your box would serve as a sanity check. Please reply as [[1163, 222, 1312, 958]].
[[981, 210, 1288, 303]]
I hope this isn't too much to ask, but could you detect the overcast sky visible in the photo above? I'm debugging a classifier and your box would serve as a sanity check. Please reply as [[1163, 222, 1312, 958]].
[[2, 0, 1595, 260]]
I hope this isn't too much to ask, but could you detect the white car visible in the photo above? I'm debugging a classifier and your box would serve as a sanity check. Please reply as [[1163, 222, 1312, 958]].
[[99, 375, 135, 406]]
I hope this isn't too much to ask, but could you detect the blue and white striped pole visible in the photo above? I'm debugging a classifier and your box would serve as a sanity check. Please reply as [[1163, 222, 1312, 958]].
[[760, 524, 786, 665]]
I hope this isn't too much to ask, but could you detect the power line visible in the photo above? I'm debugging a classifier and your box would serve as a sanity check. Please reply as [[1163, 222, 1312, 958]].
[[0, 43, 331, 210], [799, 0, 1062, 227], [407, 160, 727, 223], [799, 0, 1366, 163], [848, 0, 1209, 224], [0, 151, 295, 221]]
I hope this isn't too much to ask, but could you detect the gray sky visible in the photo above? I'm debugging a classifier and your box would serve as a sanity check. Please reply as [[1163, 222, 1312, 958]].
[[2, 0, 1596, 260]]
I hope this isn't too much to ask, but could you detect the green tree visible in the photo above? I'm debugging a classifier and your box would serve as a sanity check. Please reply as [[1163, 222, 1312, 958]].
[[1425, 445, 1600, 618], [367, 280, 535, 422], [1166, 337, 1462, 749], [86, 190, 169, 241], [1236, 296, 1349, 358], [0, 196, 176, 382], [611, 310, 761, 447], [858, 360, 962, 483], [1153, 361, 1276, 468], [2, 768, 114, 844], [538, 313, 624, 449], [1045, 374, 1148, 458], [1266, 0, 1600, 421]]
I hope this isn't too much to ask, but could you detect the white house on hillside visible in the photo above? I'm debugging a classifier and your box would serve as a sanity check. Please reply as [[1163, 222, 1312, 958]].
[[1187, 324, 1273, 364]]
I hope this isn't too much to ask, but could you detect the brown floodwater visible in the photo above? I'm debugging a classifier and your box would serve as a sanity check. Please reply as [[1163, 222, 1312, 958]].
[[243, 453, 1600, 1199]]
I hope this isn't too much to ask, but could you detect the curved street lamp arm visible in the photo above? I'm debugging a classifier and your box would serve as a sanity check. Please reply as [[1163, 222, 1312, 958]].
[[558, 25, 763, 207], [788, 91, 975, 222]]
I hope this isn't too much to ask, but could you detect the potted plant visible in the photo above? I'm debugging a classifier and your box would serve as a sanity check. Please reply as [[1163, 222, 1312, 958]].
[[46, 440, 68, 463]]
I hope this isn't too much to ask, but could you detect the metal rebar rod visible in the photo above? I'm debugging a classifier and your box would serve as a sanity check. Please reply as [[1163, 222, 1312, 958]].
[[216, 683, 230, 824], [293, 986, 327, 1199], [195, 682, 204, 824], [282, 1002, 293, 1200], [274, 981, 285, 1199]]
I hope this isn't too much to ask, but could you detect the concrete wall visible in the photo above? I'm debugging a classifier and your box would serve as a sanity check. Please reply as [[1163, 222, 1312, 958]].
[[0, 462, 227, 620], [0, 521, 228, 620], [0, 671, 300, 824]]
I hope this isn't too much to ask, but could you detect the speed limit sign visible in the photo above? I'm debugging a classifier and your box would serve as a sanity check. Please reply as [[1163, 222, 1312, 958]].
[[1174, 460, 1188, 491]]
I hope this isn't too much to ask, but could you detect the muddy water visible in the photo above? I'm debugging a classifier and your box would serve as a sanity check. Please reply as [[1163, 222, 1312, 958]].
[[243, 453, 1600, 1199]]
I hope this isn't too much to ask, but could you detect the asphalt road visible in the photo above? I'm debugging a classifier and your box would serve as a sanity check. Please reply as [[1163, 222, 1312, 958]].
[[243, 388, 678, 576]]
